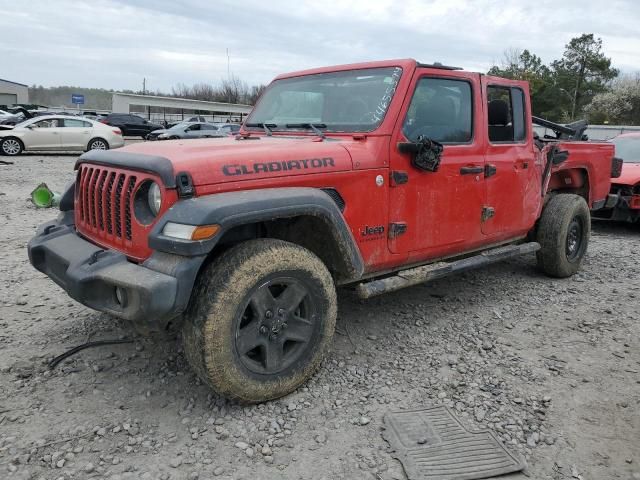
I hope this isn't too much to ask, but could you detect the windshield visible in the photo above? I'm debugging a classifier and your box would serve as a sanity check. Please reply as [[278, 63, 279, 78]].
[[612, 136, 640, 163], [169, 122, 193, 130], [247, 66, 403, 133]]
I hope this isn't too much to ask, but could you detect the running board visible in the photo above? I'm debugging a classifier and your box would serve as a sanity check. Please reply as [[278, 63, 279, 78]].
[[356, 242, 540, 299]]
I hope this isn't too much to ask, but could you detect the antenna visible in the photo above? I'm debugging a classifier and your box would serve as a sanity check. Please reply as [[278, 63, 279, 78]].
[[226, 48, 230, 79]]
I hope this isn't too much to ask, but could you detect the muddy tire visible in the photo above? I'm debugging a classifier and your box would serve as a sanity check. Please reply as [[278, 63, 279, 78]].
[[182, 239, 337, 403], [536, 194, 590, 278]]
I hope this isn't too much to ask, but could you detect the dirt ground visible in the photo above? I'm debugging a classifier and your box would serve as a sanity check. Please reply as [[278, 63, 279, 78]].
[[0, 147, 638, 480]]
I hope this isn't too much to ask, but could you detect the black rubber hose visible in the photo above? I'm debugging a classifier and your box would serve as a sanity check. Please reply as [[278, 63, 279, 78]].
[[48, 339, 134, 369]]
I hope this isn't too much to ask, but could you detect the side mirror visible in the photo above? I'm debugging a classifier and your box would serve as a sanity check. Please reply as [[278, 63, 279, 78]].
[[397, 136, 444, 172], [25, 125, 34, 129]]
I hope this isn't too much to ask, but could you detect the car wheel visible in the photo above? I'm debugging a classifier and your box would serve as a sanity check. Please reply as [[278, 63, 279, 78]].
[[182, 239, 337, 403], [536, 194, 590, 278], [1, 137, 23, 156], [88, 138, 109, 151]]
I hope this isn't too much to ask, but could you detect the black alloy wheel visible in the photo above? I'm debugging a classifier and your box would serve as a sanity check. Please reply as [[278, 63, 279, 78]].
[[234, 277, 317, 375], [565, 216, 585, 262]]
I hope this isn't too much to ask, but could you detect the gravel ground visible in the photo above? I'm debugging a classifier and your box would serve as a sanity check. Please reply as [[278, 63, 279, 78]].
[[0, 148, 638, 480]]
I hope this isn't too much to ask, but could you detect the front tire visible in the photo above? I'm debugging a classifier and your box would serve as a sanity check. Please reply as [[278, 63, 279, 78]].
[[536, 194, 590, 278], [1, 137, 23, 156], [182, 239, 337, 403]]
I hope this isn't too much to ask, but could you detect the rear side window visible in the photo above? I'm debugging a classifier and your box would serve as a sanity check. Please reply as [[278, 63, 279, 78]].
[[201, 124, 216, 130], [64, 119, 91, 127], [403, 77, 473, 143], [487, 86, 526, 143]]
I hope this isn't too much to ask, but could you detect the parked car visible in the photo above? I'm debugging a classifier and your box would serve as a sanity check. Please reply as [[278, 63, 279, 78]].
[[592, 133, 640, 223], [157, 122, 225, 140], [99, 113, 162, 138], [0, 107, 32, 126], [0, 115, 124, 155], [213, 123, 242, 135], [164, 116, 211, 129], [146, 121, 192, 141], [29, 59, 617, 403]]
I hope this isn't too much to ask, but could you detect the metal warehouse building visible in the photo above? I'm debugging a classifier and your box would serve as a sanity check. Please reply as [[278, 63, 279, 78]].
[[0, 78, 29, 105]]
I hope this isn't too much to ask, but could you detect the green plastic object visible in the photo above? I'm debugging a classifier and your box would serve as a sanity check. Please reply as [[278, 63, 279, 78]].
[[31, 183, 61, 208]]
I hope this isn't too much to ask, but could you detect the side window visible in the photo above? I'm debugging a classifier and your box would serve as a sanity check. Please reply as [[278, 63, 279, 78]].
[[33, 119, 60, 128], [63, 119, 88, 127], [403, 77, 472, 143], [487, 86, 526, 143], [201, 124, 216, 130], [130, 115, 144, 124]]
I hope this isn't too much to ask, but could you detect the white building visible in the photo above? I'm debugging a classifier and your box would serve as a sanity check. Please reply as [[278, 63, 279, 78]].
[[112, 93, 252, 123], [0, 78, 29, 105]]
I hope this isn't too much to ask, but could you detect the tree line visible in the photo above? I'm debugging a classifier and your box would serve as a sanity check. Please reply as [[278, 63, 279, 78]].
[[488, 33, 639, 125]]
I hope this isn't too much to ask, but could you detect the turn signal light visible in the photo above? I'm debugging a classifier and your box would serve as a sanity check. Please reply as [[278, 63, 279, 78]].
[[162, 222, 220, 240], [191, 225, 220, 240]]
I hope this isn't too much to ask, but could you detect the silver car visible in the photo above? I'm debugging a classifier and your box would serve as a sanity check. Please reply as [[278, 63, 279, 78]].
[[0, 115, 125, 155], [157, 122, 226, 140]]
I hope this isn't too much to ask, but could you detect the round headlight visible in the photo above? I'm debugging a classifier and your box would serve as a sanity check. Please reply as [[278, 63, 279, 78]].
[[148, 182, 162, 215]]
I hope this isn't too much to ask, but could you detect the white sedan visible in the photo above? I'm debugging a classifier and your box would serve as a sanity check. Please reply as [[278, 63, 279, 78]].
[[0, 116, 125, 156]]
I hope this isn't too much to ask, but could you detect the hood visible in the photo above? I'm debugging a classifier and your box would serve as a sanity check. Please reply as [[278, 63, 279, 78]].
[[110, 136, 354, 186], [616, 162, 640, 186]]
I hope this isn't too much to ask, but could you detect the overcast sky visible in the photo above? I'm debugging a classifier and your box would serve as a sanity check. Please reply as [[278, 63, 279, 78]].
[[2, 0, 639, 92]]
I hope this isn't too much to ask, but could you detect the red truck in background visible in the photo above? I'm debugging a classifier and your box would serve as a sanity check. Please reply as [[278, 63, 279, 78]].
[[28, 59, 619, 403]]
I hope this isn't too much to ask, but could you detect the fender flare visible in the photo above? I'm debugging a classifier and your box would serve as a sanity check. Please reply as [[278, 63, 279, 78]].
[[148, 187, 365, 280]]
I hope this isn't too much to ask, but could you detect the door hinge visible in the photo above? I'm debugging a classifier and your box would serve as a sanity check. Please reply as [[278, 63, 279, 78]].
[[390, 170, 408, 186], [481, 206, 495, 222], [389, 222, 407, 239], [484, 164, 497, 178], [176, 172, 195, 198]]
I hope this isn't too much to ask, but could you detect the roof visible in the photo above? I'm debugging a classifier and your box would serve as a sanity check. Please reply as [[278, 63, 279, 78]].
[[275, 59, 418, 80], [112, 92, 251, 108], [0, 78, 28, 88]]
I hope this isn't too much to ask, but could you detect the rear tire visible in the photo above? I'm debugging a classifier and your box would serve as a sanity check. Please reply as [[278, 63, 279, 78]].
[[182, 239, 337, 403], [1, 137, 23, 156], [87, 138, 109, 151], [536, 194, 590, 278]]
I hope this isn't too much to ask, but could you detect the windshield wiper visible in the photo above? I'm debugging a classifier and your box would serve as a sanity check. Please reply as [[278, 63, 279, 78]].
[[245, 122, 276, 136], [285, 123, 326, 139]]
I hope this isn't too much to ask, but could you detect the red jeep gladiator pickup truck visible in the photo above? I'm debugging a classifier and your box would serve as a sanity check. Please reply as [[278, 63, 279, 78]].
[[28, 59, 620, 402]]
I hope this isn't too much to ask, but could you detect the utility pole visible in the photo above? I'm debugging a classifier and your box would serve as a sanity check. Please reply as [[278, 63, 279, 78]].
[[226, 48, 232, 112], [142, 78, 149, 119]]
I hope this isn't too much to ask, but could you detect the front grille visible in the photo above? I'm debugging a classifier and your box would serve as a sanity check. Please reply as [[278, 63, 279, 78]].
[[76, 165, 137, 243]]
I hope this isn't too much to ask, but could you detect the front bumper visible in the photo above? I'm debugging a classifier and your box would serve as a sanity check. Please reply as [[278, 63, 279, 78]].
[[28, 213, 204, 324]]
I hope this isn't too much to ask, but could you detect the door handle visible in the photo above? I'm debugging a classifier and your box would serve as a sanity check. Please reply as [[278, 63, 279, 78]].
[[460, 166, 483, 175]]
